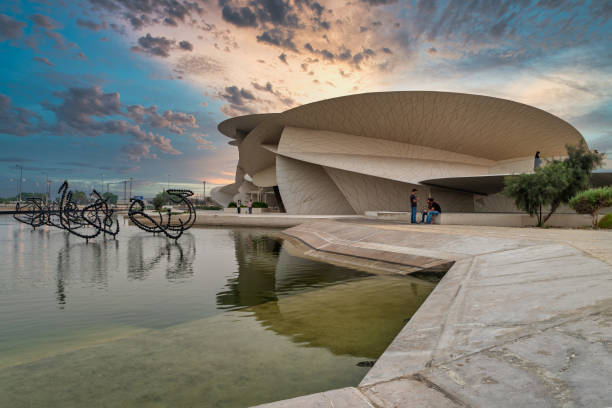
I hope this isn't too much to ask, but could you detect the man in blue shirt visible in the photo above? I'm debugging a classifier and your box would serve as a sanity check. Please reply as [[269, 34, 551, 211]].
[[410, 189, 418, 223]]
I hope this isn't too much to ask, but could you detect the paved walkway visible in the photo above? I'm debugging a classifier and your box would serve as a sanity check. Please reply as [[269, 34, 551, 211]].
[[256, 221, 612, 407]]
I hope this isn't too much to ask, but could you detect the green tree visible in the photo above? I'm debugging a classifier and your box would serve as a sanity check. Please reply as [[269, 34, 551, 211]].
[[503, 172, 550, 226], [102, 192, 118, 204], [152, 191, 170, 212], [504, 142, 603, 227], [71, 190, 88, 204], [540, 142, 603, 225], [569, 187, 612, 229]]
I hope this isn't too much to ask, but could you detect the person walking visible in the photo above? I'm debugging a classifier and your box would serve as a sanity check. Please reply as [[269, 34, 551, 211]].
[[237, 199, 241, 214], [409, 189, 418, 223], [421, 198, 442, 224], [248, 199, 253, 214]]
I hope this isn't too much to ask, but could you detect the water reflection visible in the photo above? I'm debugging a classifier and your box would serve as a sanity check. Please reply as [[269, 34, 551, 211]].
[[216, 230, 373, 310], [0, 216, 443, 408], [215, 229, 438, 358], [127, 233, 196, 281], [55, 233, 120, 307]]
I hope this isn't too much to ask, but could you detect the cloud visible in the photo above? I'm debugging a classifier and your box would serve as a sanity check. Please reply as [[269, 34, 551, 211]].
[[133, 33, 175, 57], [221, 86, 256, 105], [33, 56, 54, 67], [252, 81, 273, 92], [218, 86, 259, 116], [190, 133, 216, 150], [179, 40, 193, 51], [122, 143, 157, 161], [125, 105, 198, 134], [88, 0, 203, 29], [174, 55, 224, 76], [132, 34, 195, 57], [31, 14, 59, 29], [360, 0, 398, 4], [222, 5, 258, 27], [252, 81, 295, 106], [38, 86, 191, 156], [256, 29, 297, 51], [76, 19, 108, 31], [0, 14, 26, 40], [0, 157, 32, 162], [0, 94, 42, 137]]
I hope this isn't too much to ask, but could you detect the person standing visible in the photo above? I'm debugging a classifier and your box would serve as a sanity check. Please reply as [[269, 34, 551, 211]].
[[237, 199, 241, 214], [534, 151, 542, 170], [248, 199, 253, 214], [409, 189, 418, 223]]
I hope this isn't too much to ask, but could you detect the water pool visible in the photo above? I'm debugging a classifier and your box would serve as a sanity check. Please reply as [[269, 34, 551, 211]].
[[0, 215, 437, 407]]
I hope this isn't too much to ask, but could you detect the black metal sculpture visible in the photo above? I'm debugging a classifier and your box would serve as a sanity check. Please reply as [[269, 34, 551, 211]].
[[14, 198, 49, 229], [128, 189, 196, 241], [13, 180, 119, 243]]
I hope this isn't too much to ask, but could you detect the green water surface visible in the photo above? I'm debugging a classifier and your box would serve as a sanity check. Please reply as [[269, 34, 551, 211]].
[[0, 215, 436, 407]]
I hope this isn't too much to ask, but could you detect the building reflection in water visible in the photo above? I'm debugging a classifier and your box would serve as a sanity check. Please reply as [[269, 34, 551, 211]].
[[127, 233, 195, 281], [217, 229, 438, 358]]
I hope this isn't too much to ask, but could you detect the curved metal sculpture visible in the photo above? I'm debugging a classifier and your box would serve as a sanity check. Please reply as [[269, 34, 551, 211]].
[[13, 180, 119, 242], [128, 189, 196, 241], [14, 198, 51, 229]]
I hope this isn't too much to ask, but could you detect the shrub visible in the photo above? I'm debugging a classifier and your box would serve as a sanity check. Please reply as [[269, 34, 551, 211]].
[[196, 205, 221, 210], [228, 201, 237, 208], [252, 201, 268, 208], [569, 187, 612, 228], [598, 213, 612, 229]]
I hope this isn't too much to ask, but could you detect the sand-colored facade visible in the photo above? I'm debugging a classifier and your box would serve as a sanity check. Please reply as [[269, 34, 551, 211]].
[[212, 91, 604, 214]]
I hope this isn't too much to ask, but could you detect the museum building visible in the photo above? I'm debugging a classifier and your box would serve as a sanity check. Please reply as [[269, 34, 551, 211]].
[[212, 91, 609, 215]]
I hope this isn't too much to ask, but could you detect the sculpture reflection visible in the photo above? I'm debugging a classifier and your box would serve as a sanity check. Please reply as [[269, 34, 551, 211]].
[[127, 233, 195, 281], [55, 233, 119, 307]]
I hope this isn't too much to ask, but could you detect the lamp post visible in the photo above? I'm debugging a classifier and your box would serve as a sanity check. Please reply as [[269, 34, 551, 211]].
[[16, 164, 23, 202], [202, 180, 206, 201], [101, 174, 104, 194], [42, 172, 49, 203], [167, 174, 170, 190]]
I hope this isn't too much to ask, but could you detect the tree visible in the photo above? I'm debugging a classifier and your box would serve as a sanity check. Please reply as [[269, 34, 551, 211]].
[[102, 192, 118, 204], [71, 190, 88, 204], [539, 142, 603, 225], [504, 142, 603, 227], [152, 191, 169, 212], [569, 187, 612, 229], [503, 172, 550, 226]]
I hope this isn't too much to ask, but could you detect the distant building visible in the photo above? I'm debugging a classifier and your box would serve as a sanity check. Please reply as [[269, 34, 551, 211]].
[[212, 91, 611, 214]]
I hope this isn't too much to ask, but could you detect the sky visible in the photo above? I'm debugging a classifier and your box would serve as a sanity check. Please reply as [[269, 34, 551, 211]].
[[1, 0, 611, 199]]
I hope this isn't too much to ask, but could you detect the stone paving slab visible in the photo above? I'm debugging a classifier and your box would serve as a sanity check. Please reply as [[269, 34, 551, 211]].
[[362, 377, 463, 408], [255, 220, 612, 408], [251, 387, 374, 408]]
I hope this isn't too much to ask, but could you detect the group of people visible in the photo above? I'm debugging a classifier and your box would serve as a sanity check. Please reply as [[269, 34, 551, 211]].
[[235, 199, 254, 214], [409, 189, 442, 224]]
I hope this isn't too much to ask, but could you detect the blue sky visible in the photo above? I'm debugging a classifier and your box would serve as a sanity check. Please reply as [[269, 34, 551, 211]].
[[1, 0, 611, 198]]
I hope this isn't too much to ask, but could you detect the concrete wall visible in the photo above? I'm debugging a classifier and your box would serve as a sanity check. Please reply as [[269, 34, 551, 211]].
[[276, 156, 355, 215]]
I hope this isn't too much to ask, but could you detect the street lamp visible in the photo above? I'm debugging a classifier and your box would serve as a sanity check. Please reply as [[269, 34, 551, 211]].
[[16, 165, 23, 202], [41, 172, 49, 203], [167, 174, 170, 190], [101, 174, 104, 194]]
